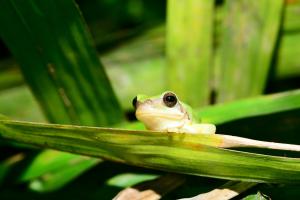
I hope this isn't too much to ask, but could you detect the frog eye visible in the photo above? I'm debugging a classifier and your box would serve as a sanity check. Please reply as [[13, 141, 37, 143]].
[[163, 92, 177, 107], [132, 96, 137, 109]]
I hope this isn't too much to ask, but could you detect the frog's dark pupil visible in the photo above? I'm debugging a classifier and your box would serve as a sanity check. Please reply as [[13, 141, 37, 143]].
[[163, 92, 177, 107], [132, 96, 137, 109], [166, 95, 176, 102]]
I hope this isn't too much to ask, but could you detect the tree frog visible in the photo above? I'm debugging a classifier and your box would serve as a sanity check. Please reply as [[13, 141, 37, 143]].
[[132, 91, 216, 134]]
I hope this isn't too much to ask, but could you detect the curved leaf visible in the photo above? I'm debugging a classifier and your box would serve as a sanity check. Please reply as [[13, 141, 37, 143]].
[[0, 120, 300, 183]]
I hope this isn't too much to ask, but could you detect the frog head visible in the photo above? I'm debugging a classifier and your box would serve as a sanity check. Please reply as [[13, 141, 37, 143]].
[[132, 91, 191, 131]]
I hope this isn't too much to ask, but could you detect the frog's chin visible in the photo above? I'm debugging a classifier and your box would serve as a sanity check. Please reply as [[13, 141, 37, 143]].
[[135, 112, 186, 131], [136, 112, 184, 121]]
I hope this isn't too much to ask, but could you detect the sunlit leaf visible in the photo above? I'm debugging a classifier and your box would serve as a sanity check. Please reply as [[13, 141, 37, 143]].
[[1, 120, 300, 183]]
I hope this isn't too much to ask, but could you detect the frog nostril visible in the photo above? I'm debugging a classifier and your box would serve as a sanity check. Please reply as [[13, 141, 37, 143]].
[[132, 96, 138, 109]]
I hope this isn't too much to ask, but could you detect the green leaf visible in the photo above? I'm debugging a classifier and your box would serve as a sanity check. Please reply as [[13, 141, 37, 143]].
[[199, 89, 300, 124], [0, 0, 123, 126], [19, 150, 99, 182], [243, 192, 269, 200], [166, 0, 214, 106], [215, 0, 284, 103], [1, 120, 300, 184], [107, 173, 159, 188], [28, 155, 99, 192]]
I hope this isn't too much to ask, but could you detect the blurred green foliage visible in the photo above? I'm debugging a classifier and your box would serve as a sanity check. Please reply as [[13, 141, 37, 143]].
[[0, 0, 300, 199]]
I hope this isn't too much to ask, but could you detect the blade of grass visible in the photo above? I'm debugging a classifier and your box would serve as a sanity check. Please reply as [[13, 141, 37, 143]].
[[19, 150, 99, 182], [28, 155, 99, 192], [166, 0, 214, 107], [199, 89, 300, 124], [107, 173, 159, 188], [1, 120, 300, 183]]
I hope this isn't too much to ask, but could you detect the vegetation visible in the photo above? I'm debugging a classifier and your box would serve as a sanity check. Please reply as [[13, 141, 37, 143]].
[[0, 0, 300, 199]]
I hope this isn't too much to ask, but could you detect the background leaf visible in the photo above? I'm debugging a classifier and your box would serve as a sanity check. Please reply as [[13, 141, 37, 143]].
[[215, 0, 284, 103], [166, 0, 214, 106], [0, 0, 123, 125]]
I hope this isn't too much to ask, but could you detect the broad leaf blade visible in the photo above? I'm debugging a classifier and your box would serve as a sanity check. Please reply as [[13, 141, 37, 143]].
[[28, 155, 99, 192], [19, 150, 99, 182], [1, 120, 300, 184], [215, 0, 284, 103], [166, 0, 214, 106], [0, 0, 123, 125], [199, 89, 300, 124]]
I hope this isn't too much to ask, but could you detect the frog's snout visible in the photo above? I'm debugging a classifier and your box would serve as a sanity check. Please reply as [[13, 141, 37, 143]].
[[132, 96, 139, 110]]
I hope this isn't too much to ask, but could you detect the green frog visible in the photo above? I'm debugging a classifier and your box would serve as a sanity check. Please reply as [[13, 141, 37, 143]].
[[132, 91, 216, 134]]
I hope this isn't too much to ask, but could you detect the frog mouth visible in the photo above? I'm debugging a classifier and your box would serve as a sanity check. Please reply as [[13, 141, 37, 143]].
[[136, 111, 184, 120]]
